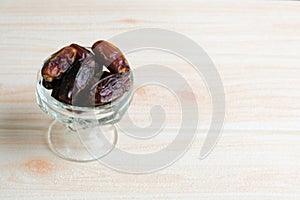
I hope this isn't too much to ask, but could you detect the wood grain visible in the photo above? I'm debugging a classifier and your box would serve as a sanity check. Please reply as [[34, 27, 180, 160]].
[[1, 0, 300, 199]]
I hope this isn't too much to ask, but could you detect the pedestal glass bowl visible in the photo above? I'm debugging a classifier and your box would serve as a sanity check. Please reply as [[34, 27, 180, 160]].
[[36, 69, 133, 162]]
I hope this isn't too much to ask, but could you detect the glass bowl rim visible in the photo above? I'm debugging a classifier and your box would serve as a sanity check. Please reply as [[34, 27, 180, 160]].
[[36, 68, 134, 113]]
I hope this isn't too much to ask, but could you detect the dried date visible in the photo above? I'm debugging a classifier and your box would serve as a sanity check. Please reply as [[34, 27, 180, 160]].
[[42, 41, 131, 107], [74, 55, 103, 95], [92, 73, 131, 105], [51, 61, 81, 104], [51, 55, 102, 106], [42, 44, 90, 82], [92, 40, 130, 74]]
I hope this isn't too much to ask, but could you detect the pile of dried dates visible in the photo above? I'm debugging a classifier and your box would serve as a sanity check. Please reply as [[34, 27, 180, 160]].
[[41, 40, 131, 107]]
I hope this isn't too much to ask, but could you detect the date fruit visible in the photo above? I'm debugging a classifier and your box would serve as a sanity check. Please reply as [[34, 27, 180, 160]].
[[41, 40, 131, 107], [93, 73, 131, 105], [92, 40, 130, 74], [42, 44, 90, 82]]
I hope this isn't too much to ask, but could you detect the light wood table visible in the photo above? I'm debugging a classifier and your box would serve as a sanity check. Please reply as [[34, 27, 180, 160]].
[[1, 1, 300, 199]]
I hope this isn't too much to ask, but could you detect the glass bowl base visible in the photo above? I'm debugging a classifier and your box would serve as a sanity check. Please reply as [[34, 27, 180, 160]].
[[47, 120, 117, 162]]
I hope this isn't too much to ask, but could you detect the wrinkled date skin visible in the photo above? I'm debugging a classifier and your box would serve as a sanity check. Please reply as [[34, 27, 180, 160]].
[[51, 55, 102, 105], [52, 61, 81, 104], [42, 44, 90, 82], [42, 41, 131, 107], [75, 55, 103, 94], [92, 40, 130, 74], [93, 73, 131, 105]]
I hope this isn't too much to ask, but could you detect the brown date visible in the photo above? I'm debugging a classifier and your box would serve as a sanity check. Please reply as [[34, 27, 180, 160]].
[[42, 41, 131, 107], [92, 73, 131, 105], [51, 61, 81, 104], [74, 55, 103, 95], [92, 40, 130, 74], [42, 44, 90, 82], [51, 55, 103, 106]]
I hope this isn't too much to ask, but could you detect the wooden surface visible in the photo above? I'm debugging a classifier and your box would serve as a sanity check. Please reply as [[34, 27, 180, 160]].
[[1, 0, 300, 199]]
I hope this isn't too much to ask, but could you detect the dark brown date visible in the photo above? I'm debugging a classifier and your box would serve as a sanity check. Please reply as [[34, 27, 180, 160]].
[[51, 61, 81, 104], [92, 40, 130, 74], [42, 41, 131, 107], [73, 55, 103, 97], [51, 55, 102, 106], [92, 73, 131, 105], [42, 44, 90, 82]]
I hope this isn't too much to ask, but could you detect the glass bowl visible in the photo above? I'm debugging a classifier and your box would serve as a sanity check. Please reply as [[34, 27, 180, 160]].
[[35, 67, 133, 162]]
